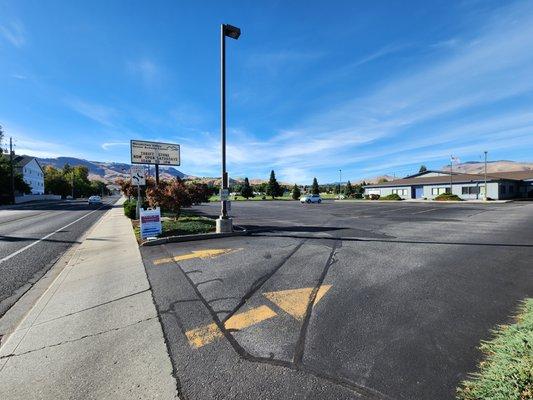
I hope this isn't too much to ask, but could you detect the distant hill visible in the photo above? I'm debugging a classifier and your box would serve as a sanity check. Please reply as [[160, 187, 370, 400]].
[[441, 160, 533, 174], [36, 156, 188, 183]]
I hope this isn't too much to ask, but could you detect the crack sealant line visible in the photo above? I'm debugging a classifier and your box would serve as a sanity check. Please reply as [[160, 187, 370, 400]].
[[0, 201, 116, 372], [221, 239, 307, 324], [293, 241, 338, 366]]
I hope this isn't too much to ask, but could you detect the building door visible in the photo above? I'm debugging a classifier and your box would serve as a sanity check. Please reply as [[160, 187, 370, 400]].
[[413, 185, 424, 199]]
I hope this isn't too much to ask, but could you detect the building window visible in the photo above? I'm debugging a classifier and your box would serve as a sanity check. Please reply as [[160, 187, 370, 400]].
[[431, 187, 450, 195], [462, 186, 480, 195]]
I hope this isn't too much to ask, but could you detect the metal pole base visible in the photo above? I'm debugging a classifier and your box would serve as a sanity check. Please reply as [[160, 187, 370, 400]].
[[216, 217, 233, 233]]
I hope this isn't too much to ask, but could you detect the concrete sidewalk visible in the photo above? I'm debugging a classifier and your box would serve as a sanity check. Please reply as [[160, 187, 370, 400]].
[[0, 200, 178, 399]]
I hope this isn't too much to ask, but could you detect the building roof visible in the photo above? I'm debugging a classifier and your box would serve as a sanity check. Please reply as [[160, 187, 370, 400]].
[[485, 170, 533, 180], [365, 170, 533, 188], [14, 155, 43, 172]]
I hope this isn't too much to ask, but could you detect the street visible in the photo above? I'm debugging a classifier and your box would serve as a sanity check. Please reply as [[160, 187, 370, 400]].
[[142, 200, 533, 400], [0, 198, 117, 319]]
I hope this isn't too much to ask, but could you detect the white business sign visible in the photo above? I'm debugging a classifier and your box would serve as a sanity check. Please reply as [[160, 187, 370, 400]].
[[140, 207, 162, 239], [131, 140, 180, 166], [130, 166, 146, 186]]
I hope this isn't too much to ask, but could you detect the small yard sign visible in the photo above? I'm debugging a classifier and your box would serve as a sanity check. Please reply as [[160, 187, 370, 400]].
[[140, 207, 162, 239]]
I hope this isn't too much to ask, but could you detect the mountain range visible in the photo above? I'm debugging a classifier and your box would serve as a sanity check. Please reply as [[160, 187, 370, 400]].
[[34, 156, 532, 185], [37, 157, 187, 183]]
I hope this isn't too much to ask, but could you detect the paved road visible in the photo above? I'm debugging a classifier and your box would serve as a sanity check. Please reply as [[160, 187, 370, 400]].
[[142, 200, 532, 400], [0, 197, 118, 317]]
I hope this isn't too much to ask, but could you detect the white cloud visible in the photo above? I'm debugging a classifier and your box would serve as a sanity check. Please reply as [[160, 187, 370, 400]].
[[0, 20, 26, 47], [66, 98, 117, 126], [127, 59, 162, 86], [102, 142, 129, 150]]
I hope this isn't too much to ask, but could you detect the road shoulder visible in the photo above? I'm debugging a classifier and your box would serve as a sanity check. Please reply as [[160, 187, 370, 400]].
[[0, 198, 178, 400]]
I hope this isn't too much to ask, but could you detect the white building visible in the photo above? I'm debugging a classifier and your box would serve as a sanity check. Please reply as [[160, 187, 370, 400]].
[[364, 170, 533, 200], [15, 156, 45, 195]]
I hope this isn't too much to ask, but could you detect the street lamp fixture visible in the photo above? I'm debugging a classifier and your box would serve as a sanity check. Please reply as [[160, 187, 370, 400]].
[[217, 23, 241, 233]]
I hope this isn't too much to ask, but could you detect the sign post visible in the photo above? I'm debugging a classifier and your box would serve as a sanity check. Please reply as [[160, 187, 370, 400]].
[[131, 166, 146, 219]]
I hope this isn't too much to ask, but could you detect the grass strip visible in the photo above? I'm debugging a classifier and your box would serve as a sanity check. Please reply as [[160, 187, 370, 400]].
[[457, 298, 533, 400]]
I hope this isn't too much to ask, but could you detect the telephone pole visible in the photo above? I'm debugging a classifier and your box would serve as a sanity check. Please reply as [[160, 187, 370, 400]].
[[9, 137, 15, 204]]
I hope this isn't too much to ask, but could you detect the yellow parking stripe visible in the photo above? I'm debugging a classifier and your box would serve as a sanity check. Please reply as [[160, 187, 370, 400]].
[[263, 285, 332, 320], [154, 248, 242, 265], [185, 305, 277, 348]]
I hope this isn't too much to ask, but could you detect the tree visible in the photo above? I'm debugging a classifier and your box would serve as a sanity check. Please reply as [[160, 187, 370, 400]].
[[344, 180, 354, 197], [266, 170, 282, 199], [146, 179, 192, 219], [0, 156, 30, 201], [419, 165, 428, 173], [291, 184, 301, 200], [377, 178, 389, 184], [241, 177, 254, 199], [44, 166, 70, 197], [311, 177, 320, 195], [186, 182, 210, 204]]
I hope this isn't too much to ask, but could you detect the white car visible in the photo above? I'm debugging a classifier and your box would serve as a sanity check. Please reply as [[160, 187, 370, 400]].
[[300, 194, 322, 204], [88, 195, 103, 205]]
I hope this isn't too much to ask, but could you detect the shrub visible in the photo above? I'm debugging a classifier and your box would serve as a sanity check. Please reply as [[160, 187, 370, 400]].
[[456, 298, 533, 400], [435, 193, 462, 201], [364, 195, 370, 200], [370, 194, 381, 200], [123, 199, 137, 219], [381, 193, 402, 200]]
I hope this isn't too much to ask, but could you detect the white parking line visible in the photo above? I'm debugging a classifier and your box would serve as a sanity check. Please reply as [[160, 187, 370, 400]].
[[0, 202, 109, 265], [412, 208, 440, 214]]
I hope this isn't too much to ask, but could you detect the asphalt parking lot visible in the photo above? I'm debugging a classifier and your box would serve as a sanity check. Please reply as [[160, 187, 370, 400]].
[[141, 200, 533, 400]]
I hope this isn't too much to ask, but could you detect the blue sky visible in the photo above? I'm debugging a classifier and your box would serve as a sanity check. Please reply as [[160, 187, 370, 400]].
[[1, 0, 532, 183]]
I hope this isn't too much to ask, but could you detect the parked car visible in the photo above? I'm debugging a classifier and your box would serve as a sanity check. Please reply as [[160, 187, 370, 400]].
[[88, 195, 103, 205], [300, 194, 322, 204]]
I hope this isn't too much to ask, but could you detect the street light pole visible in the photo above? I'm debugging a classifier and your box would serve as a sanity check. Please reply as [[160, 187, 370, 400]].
[[217, 23, 241, 234], [484, 150, 488, 201], [220, 23, 227, 220]]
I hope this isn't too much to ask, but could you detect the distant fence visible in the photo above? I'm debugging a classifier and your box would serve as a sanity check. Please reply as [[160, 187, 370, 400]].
[[14, 194, 62, 204]]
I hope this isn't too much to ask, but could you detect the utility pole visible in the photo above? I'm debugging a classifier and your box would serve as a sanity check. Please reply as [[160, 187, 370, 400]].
[[9, 137, 15, 204], [484, 150, 488, 201], [71, 173, 74, 199]]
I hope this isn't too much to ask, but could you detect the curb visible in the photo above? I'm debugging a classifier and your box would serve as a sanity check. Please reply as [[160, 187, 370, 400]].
[[141, 228, 249, 246]]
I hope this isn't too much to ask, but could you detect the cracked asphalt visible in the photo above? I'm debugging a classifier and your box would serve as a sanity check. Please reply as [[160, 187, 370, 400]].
[[141, 200, 533, 399]]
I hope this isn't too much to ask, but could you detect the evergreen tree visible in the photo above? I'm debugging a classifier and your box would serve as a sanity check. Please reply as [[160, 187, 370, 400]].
[[241, 177, 254, 199], [311, 177, 320, 195], [291, 184, 301, 200], [266, 170, 282, 199], [419, 165, 428, 173], [344, 180, 353, 196]]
